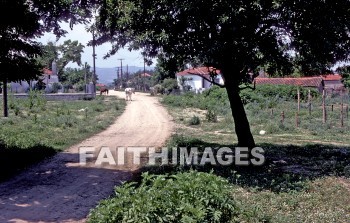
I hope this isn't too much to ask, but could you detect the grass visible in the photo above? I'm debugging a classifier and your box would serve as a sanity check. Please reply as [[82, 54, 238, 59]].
[[0, 93, 126, 181], [87, 86, 350, 222], [153, 87, 350, 222]]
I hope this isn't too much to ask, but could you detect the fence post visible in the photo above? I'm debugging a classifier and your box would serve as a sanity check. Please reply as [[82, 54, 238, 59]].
[[297, 87, 300, 113], [271, 108, 274, 117], [340, 102, 344, 127], [322, 90, 327, 124], [308, 89, 312, 116], [295, 112, 299, 127], [281, 111, 285, 125]]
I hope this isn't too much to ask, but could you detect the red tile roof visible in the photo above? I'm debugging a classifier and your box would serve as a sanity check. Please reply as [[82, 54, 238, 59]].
[[255, 77, 324, 87], [96, 83, 105, 87], [140, 73, 152, 77], [176, 66, 221, 77], [43, 68, 53, 75], [321, 74, 342, 81]]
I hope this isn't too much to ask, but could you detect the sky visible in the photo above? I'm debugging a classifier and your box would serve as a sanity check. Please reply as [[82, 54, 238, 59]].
[[37, 22, 156, 69]]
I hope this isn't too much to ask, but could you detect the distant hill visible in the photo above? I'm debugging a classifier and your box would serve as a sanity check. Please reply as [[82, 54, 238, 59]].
[[95, 66, 154, 84]]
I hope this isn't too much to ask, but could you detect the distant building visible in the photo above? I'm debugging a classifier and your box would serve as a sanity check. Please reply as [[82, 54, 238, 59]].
[[9, 68, 60, 93], [321, 74, 344, 92], [255, 77, 325, 92], [139, 73, 152, 77], [176, 67, 224, 93], [255, 74, 344, 93]]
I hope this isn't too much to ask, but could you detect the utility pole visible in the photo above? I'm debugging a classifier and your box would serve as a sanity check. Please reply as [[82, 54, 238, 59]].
[[116, 67, 120, 79], [126, 64, 129, 80], [118, 59, 124, 78], [84, 62, 88, 93], [118, 59, 124, 87], [92, 29, 97, 95], [143, 59, 146, 92]]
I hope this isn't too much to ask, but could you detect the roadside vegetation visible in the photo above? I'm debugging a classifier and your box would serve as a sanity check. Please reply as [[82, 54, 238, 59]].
[[0, 91, 126, 182], [88, 85, 350, 222]]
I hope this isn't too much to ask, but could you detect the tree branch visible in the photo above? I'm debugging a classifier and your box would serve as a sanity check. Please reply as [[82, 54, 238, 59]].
[[187, 71, 226, 88], [239, 80, 256, 91]]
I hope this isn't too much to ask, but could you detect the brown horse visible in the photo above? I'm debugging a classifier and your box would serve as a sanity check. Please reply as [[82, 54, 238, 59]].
[[100, 87, 109, 95]]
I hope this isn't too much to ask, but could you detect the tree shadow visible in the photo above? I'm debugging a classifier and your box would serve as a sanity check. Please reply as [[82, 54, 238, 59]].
[[0, 143, 57, 182], [0, 149, 133, 222], [139, 137, 350, 192]]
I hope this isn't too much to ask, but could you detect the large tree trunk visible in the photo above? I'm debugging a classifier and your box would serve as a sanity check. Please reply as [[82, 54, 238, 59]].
[[222, 69, 255, 148], [3, 79, 8, 117]]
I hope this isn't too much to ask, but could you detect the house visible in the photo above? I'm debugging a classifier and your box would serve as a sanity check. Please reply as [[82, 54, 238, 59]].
[[9, 68, 60, 93], [255, 77, 325, 92], [255, 74, 345, 93], [321, 74, 344, 92], [176, 67, 224, 93], [41, 68, 59, 85]]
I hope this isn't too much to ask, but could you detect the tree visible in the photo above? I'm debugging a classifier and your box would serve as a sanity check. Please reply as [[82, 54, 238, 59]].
[[37, 40, 85, 79], [336, 65, 350, 88], [153, 55, 184, 82], [96, 0, 350, 147], [0, 0, 43, 117], [0, 0, 98, 117], [61, 64, 93, 91]]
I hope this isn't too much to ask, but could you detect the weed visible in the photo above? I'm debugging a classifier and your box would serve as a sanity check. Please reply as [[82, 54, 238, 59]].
[[188, 115, 200, 125]]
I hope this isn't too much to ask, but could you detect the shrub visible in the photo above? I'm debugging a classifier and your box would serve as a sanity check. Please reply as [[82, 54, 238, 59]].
[[206, 109, 218, 122], [188, 115, 201, 125], [87, 171, 238, 223]]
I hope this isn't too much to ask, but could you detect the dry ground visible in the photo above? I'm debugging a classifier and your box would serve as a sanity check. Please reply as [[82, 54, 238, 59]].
[[0, 91, 174, 223]]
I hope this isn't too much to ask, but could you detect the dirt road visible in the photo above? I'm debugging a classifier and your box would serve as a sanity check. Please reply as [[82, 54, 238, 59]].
[[0, 91, 174, 223]]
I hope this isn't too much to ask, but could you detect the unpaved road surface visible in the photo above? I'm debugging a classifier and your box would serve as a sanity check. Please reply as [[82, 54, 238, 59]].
[[0, 91, 173, 223]]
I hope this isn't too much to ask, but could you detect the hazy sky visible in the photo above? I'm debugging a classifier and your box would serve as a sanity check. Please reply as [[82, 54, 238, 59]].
[[37, 22, 156, 69]]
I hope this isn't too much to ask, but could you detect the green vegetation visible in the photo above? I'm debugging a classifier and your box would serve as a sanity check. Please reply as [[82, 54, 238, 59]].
[[0, 92, 126, 181], [188, 115, 201, 125], [337, 65, 350, 89], [161, 85, 349, 144], [88, 171, 238, 223], [88, 85, 350, 222]]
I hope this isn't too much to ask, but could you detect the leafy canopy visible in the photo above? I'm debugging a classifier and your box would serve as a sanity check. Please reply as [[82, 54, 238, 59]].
[[97, 0, 350, 82]]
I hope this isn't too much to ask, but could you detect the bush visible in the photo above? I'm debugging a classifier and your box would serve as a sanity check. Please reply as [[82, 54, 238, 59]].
[[188, 115, 201, 125], [87, 171, 238, 223], [240, 84, 319, 105], [206, 109, 218, 122]]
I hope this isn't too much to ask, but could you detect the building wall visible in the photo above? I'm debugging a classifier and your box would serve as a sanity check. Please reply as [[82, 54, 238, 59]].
[[324, 80, 344, 90], [0, 93, 95, 101], [177, 74, 224, 92]]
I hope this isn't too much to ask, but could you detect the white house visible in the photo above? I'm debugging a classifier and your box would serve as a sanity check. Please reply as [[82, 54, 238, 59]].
[[9, 68, 60, 93], [176, 66, 224, 93]]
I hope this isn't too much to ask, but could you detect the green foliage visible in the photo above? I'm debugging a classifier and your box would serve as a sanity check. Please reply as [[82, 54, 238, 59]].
[[26, 90, 47, 111], [240, 84, 319, 105], [0, 0, 42, 82], [51, 82, 62, 93], [336, 65, 350, 88], [88, 171, 238, 223], [161, 78, 178, 91], [188, 115, 200, 125], [162, 86, 230, 115], [205, 109, 217, 122]]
